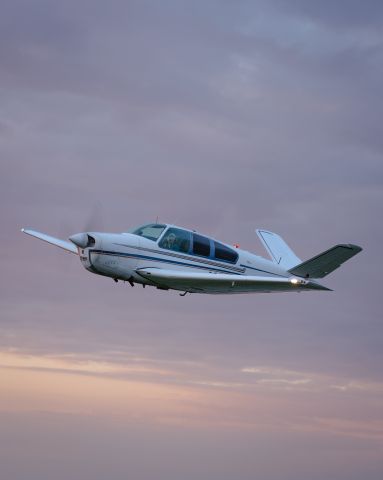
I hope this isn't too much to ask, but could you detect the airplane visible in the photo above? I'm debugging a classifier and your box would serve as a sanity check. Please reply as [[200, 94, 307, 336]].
[[21, 223, 362, 295]]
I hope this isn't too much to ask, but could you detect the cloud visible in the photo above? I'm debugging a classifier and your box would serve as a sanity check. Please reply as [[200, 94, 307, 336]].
[[2, 348, 383, 451]]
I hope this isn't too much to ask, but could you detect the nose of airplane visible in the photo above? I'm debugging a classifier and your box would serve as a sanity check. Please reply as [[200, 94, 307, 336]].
[[69, 233, 89, 248]]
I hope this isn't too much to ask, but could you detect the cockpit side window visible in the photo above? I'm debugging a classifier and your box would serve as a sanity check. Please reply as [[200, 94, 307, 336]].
[[214, 241, 238, 263], [192, 233, 211, 257], [159, 228, 191, 253], [130, 223, 166, 241]]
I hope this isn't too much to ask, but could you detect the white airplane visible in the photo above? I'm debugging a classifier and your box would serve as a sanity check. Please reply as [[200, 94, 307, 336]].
[[21, 223, 362, 295]]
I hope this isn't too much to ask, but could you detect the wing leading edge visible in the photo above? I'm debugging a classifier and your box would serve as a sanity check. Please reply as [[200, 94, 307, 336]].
[[136, 268, 330, 294]]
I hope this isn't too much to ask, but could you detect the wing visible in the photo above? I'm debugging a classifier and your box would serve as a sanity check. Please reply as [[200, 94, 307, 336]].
[[135, 268, 330, 294], [288, 244, 362, 278], [21, 228, 78, 254]]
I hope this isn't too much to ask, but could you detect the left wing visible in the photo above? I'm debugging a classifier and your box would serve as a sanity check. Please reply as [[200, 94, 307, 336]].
[[136, 268, 329, 293], [21, 228, 78, 254]]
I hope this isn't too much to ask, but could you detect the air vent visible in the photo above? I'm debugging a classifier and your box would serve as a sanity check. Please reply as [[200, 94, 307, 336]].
[[87, 235, 96, 247]]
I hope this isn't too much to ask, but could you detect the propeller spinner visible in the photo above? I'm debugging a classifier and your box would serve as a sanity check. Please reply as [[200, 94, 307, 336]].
[[69, 233, 95, 248]]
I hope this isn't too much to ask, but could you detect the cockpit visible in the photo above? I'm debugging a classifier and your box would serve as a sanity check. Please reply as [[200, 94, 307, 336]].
[[129, 223, 239, 264]]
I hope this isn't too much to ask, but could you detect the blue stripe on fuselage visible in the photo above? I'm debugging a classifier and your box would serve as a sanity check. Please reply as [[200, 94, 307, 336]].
[[90, 249, 242, 275]]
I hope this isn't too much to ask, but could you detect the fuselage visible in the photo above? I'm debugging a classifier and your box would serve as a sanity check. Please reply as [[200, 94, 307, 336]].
[[75, 223, 305, 293]]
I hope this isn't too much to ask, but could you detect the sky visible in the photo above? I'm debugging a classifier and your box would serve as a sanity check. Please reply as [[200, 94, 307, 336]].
[[1, 0, 383, 479]]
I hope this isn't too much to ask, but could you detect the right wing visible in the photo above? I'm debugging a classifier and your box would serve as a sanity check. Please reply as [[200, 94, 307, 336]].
[[288, 244, 362, 278], [136, 268, 329, 293], [21, 228, 78, 254]]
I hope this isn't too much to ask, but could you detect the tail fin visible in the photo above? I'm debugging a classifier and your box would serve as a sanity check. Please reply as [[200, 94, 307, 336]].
[[288, 244, 362, 279], [256, 229, 301, 269]]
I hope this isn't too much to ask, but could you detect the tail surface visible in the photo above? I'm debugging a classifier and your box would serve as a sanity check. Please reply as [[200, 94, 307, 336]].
[[256, 229, 301, 269]]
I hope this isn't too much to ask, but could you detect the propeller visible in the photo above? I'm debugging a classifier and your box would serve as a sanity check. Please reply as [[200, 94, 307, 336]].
[[84, 202, 104, 233], [64, 203, 104, 246]]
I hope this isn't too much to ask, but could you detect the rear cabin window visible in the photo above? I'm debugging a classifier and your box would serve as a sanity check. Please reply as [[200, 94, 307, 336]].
[[214, 241, 238, 263], [159, 228, 191, 253], [193, 233, 211, 257]]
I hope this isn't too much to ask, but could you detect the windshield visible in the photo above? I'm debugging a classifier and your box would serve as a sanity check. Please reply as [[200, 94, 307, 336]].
[[130, 223, 167, 241]]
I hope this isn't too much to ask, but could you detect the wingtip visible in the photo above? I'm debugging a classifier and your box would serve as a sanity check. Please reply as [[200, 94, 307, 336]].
[[338, 243, 363, 252], [348, 244, 363, 253]]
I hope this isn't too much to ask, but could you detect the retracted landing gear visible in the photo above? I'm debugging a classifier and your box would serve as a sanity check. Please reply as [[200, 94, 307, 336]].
[[114, 277, 134, 287]]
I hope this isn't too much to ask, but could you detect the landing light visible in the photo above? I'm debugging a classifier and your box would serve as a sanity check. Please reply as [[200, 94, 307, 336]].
[[289, 277, 308, 286]]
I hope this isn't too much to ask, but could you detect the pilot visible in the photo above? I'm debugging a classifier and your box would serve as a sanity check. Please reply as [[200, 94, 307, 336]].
[[164, 232, 177, 250]]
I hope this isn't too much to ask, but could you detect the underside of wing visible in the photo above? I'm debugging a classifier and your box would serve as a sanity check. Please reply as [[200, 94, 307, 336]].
[[288, 244, 362, 278], [21, 228, 78, 254], [135, 268, 329, 294]]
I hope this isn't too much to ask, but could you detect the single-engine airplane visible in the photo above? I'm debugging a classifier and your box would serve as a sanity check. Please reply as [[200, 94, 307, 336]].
[[21, 223, 362, 295]]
